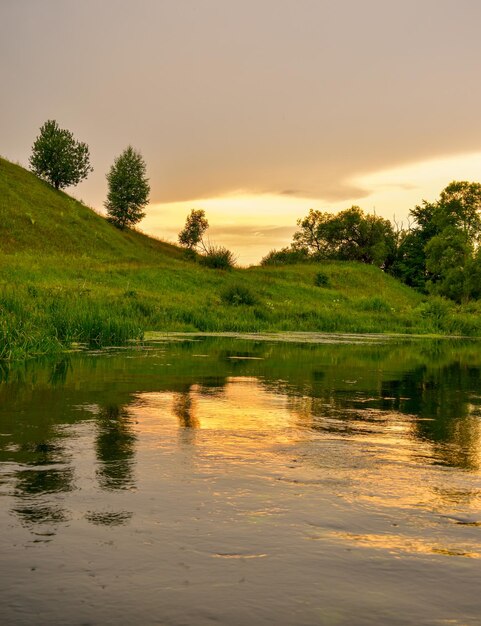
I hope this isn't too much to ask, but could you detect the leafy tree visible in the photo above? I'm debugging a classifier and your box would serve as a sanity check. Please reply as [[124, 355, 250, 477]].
[[425, 227, 472, 302], [467, 248, 481, 300], [391, 202, 438, 290], [393, 181, 481, 300], [436, 181, 481, 237], [292, 206, 395, 267], [327, 207, 396, 266], [391, 230, 428, 290], [292, 209, 332, 255], [105, 146, 150, 230], [178, 209, 209, 251], [29, 120, 93, 189]]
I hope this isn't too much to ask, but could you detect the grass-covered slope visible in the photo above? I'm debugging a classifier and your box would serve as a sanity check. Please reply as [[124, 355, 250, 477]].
[[1, 157, 480, 359], [0, 156, 184, 261]]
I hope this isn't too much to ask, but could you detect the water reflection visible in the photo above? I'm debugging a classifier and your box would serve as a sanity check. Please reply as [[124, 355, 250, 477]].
[[173, 389, 200, 430], [1, 336, 481, 536], [10, 433, 74, 532], [85, 510, 133, 526], [15, 464, 74, 496], [95, 404, 137, 491], [48, 357, 72, 387], [2, 337, 481, 625]]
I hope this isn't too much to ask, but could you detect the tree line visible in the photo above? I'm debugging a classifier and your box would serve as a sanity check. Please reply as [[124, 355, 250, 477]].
[[30, 120, 149, 230], [261, 182, 481, 303]]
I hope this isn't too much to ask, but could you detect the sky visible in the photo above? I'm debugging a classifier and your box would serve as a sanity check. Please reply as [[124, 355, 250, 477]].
[[2, 0, 481, 264]]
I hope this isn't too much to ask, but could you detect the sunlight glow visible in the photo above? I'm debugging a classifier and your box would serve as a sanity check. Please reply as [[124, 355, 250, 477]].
[[141, 151, 481, 265]]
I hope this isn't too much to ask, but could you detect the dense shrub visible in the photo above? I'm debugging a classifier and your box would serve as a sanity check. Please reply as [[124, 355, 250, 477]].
[[261, 246, 311, 266], [221, 284, 258, 306], [314, 271, 330, 287], [417, 297, 451, 326], [358, 296, 392, 313], [183, 247, 197, 261], [199, 245, 236, 269]]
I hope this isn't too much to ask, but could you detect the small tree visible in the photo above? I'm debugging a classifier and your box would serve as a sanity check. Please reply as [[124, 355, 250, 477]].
[[178, 209, 209, 251], [105, 146, 150, 230], [29, 120, 93, 189]]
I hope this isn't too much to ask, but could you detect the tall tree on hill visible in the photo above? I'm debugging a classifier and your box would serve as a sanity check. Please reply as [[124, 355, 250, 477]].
[[105, 146, 150, 230], [29, 120, 93, 190]]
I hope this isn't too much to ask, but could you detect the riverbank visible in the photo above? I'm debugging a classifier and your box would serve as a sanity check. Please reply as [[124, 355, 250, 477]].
[[2, 157, 481, 360]]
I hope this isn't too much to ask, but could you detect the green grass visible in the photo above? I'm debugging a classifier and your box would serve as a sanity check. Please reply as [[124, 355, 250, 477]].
[[2, 156, 481, 359]]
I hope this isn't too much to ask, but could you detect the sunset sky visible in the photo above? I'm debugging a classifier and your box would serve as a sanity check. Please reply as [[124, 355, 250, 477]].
[[2, 0, 481, 264]]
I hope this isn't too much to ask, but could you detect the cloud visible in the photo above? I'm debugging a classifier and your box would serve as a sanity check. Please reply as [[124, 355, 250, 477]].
[[4, 0, 481, 210], [280, 189, 300, 196], [4, 0, 481, 269], [207, 224, 295, 238]]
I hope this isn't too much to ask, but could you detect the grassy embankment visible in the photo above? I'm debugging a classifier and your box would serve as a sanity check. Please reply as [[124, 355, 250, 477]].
[[2, 156, 481, 359]]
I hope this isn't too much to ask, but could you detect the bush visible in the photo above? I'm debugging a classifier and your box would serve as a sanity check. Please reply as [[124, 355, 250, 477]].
[[261, 246, 311, 266], [447, 313, 481, 336], [416, 297, 451, 331], [359, 296, 392, 313], [183, 247, 197, 261], [221, 284, 258, 306], [314, 271, 330, 287], [199, 245, 236, 269]]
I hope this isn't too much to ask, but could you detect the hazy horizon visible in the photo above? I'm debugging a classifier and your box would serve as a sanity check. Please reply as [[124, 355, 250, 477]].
[[3, 0, 481, 263]]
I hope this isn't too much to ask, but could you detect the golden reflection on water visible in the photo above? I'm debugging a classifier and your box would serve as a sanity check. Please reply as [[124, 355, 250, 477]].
[[320, 530, 481, 559], [128, 377, 481, 519], [136, 377, 290, 433]]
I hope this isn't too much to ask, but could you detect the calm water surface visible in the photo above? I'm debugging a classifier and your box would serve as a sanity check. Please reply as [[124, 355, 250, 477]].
[[1, 335, 481, 625]]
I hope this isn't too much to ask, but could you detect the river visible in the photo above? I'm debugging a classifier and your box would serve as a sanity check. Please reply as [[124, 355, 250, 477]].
[[1, 334, 481, 625]]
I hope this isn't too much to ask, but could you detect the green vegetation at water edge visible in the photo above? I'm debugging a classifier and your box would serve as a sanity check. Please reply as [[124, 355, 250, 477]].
[[2, 157, 481, 359]]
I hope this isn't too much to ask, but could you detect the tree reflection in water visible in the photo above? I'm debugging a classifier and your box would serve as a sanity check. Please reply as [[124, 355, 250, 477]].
[[173, 378, 228, 448], [95, 404, 137, 491], [380, 361, 481, 471], [173, 389, 199, 430], [13, 441, 73, 533]]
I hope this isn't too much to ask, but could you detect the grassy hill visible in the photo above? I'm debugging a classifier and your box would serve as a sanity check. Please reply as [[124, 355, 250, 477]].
[[1, 156, 480, 359], [0, 156, 184, 260]]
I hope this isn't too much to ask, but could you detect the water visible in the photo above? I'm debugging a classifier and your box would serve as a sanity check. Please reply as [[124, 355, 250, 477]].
[[1, 334, 481, 625]]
